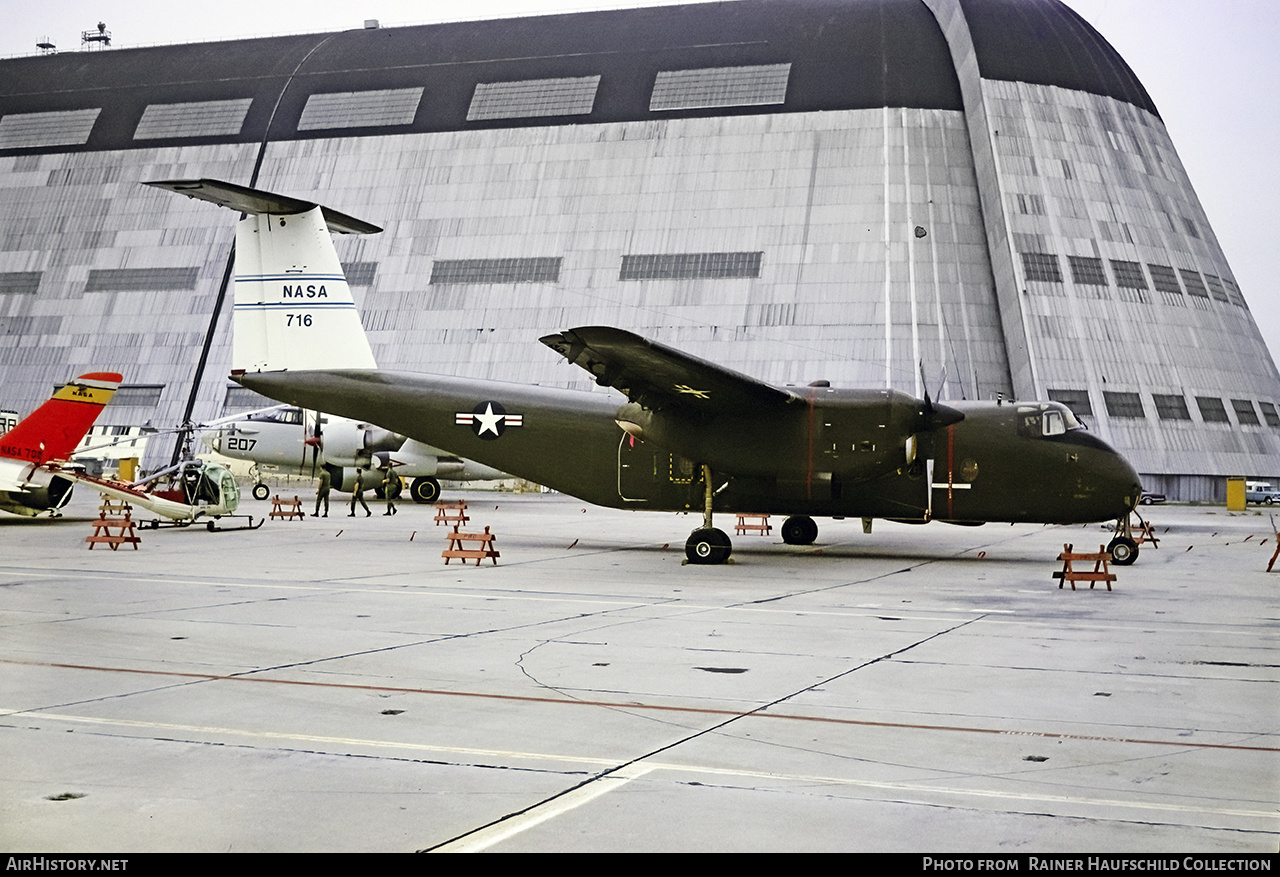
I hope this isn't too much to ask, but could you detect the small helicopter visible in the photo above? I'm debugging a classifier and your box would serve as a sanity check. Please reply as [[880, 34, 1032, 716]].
[[52, 421, 262, 531]]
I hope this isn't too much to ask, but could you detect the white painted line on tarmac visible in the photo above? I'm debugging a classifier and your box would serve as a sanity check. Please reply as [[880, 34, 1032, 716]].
[[4, 707, 1272, 830], [0, 706, 620, 768], [430, 763, 658, 852]]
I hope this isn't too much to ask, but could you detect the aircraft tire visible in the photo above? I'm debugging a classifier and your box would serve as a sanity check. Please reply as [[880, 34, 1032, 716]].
[[252, 483, 270, 501], [685, 528, 732, 565], [781, 515, 818, 545], [1107, 536, 1139, 566], [410, 477, 441, 504]]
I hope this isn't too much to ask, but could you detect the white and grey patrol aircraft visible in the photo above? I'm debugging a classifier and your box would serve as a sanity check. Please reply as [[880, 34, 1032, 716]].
[[201, 405, 505, 502]]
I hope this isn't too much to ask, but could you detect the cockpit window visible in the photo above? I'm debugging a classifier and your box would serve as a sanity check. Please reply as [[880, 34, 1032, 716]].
[[1043, 410, 1065, 436], [246, 406, 304, 425], [1018, 403, 1082, 438]]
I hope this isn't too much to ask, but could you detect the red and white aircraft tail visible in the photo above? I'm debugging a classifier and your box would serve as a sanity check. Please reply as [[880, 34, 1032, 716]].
[[0, 372, 122, 516]]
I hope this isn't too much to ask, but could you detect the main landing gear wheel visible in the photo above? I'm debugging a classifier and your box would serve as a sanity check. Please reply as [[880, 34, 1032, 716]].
[[685, 527, 732, 565], [1107, 536, 1139, 566], [781, 515, 818, 545], [410, 476, 441, 504], [251, 483, 270, 501]]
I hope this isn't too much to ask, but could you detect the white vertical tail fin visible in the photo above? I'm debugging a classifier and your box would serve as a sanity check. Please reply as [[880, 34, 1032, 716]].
[[146, 179, 380, 373]]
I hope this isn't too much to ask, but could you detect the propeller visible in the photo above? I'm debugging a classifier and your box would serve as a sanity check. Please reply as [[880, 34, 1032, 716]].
[[918, 361, 964, 432], [302, 410, 323, 477]]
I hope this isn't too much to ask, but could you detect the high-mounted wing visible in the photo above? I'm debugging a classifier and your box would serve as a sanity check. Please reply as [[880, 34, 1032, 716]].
[[540, 326, 800, 415]]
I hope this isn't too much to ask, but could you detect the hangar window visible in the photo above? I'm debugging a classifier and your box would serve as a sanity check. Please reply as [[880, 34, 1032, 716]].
[[1181, 216, 1200, 239], [467, 76, 600, 121], [85, 268, 199, 292], [1195, 396, 1230, 424], [1203, 274, 1231, 304], [0, 109, 100, 149], [1151, 394, 1191, 421], [1259, 402, 1280, 428], [341, 262, 378, 287], [1147, 264, 1185, 307], [1109, 260, 1147, 290], [1103, 392, 1145, 419], [1047, 389, 1092, 417], [1232, 399, 1261, 426], [134, 99, 253, 140], [110, 386, 163, 408], [1146, 264, 1181, 295], [223, 386, 277, 412], [297, 88, 423, 131], [1019, 252, 1061, 283], [1221, 277, 1247, 308], [0, 272, 40, 295], [650, 64, 790, 111], [1179, 269, 1211, 309], [620, 252, 762, 281], [1067, 256, 1107, 287], [430, 257, 561, 285]]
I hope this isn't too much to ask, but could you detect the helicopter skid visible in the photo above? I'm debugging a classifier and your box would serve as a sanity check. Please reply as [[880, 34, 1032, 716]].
[[139, 515, 264, 532], [205, 515, 264, 532]]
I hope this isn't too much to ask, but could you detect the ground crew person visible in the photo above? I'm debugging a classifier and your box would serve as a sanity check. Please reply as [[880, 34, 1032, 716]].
[[348, 467, 371, 517], [312, 468, 331, 517], [382, 465, 401, 516]]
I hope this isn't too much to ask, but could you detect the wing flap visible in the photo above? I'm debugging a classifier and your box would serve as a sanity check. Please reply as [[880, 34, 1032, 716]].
[[540, 327, 798, 414]]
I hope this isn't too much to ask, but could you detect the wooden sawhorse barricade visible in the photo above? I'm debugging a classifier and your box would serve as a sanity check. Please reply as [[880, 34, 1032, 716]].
[[1132, 519, 1160, 549], [86, 498, 141, 550], [1053, 543, 1117, 591], [434, 500, 469, 527], [269, 495, 306, 521], [734, 514, 772, 536], [442, 525, 500, 566]]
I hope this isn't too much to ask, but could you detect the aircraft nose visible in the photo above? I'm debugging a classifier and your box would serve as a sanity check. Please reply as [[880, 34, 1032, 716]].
[[1062, 431, 1141, 519], [1098, 445, 1143, 517], [199, 429, 220, 453]]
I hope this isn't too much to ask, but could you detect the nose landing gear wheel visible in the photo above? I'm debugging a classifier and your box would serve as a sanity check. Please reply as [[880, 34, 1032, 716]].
[[685, 527, 732, 565], [1107, 536, 1139, 566], [251, 483, 270, 501]]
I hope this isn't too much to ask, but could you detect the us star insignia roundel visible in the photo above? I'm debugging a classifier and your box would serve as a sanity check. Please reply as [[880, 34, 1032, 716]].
[[455, 401, 524, 440]]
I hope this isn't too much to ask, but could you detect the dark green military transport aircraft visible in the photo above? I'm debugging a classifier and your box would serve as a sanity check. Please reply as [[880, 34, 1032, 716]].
[[154, 179, 1144, 565]]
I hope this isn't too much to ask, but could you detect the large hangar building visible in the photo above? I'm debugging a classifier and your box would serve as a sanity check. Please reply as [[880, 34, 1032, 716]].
[[0, 0, 1276, 500]]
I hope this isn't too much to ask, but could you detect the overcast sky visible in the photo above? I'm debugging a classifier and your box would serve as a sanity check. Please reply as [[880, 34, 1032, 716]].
[[4, 0, 1278, 357]]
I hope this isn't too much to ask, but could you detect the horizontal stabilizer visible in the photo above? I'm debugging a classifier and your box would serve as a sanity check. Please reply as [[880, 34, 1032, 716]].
[[151, 179, 379, 373], [146, 179, 382, 235]]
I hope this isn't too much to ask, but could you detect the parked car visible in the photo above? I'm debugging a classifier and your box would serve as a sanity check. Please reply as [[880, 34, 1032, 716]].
[[1138, 490, 1166, 505], [1245, 481, 1280, 504]]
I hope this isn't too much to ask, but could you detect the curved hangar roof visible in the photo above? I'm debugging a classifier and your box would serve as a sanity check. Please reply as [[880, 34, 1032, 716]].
[[0, 0, 1156, 155]]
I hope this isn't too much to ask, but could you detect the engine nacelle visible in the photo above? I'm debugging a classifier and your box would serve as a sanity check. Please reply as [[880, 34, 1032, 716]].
[[0, 474, 74, 516], [319, 419, 402, 468]]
